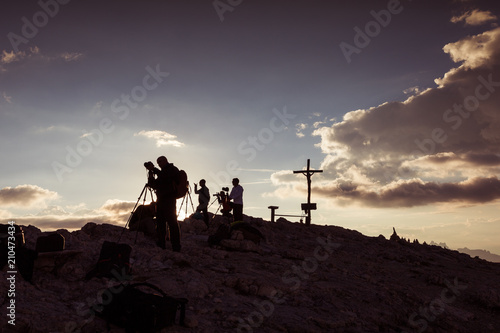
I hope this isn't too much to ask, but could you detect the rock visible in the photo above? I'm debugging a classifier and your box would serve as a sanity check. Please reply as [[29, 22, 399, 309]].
[[183, 316, 199, 328], [390, 227, 400, 241], [1, 216, 500, 332]]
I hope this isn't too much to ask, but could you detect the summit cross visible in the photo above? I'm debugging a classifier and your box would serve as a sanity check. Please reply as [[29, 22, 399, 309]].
[[293, 159, 323, 226]]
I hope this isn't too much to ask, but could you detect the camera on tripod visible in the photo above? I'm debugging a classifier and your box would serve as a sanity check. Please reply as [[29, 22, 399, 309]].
[[211, 187, 232, 218], [213, 187, 229, 203]]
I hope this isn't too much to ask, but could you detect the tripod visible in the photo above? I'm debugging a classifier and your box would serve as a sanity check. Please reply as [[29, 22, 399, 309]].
[[178, 181, 195, 218], [119, 183, 155, 243], [209, 191, 232, 224]]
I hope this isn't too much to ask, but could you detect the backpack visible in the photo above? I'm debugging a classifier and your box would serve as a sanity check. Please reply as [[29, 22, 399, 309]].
[[94, 282, 188, 332], [85, 241, 132, 280], [208, 223, 232, 246], [175, 169, 188, 199], [35, 232, 65, 252], [231, 222, 265, 244]]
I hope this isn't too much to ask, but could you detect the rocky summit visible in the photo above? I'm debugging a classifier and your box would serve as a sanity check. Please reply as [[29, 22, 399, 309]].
[[1, 215, 500, 333]]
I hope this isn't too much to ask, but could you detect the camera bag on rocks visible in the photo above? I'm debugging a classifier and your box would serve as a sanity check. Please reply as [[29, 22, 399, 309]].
[[208, 223, 232, 246], [85, 241, 132, 280], [94, 282, 188, 332], [35, 232, 65, 252]]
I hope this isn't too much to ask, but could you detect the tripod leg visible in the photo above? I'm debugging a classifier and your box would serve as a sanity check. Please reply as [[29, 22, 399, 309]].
[[119, 183, 149, 243], [210, 204, 222, 224], [134, 189, 149, 244], [177, 195, 186, 216], [208, 197, 218, 209], [188, 191, 195, 214]]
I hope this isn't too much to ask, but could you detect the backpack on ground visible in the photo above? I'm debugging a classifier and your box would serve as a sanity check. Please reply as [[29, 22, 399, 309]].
[[231, 221, 265, 244], [35, 232, 65, 252], [85, 241, 132, 280], [175, 169, 188, 199], [94, 282, 188, 332], [207, 223, 232, 246], [208, 222, 265, 246]]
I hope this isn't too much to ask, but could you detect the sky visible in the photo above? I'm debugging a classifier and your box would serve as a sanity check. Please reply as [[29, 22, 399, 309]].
[[1, 0, 500, 254]]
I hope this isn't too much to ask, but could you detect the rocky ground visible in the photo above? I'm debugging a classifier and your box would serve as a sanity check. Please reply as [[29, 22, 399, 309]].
[[1, 215, 500, 333]]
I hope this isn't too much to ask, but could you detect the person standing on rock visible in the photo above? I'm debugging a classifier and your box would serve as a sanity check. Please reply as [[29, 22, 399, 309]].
[[229, 178, 244, 222], [194, 179, 210, 228], [145, 156, 181, 252]]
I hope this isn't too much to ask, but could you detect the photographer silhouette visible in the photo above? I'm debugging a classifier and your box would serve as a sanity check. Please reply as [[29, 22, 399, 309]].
[[229, 178, 244, 222], [194, 179, 210, 227], [146, 156, 181, 252]]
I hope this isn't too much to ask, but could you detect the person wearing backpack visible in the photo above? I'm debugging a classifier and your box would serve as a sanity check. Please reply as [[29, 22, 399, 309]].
[[194, 179, 210, 228], [146, 156, 182, 252]]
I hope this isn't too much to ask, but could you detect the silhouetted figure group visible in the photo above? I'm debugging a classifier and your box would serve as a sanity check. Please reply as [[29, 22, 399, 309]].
[[143, 156, 244, 252]]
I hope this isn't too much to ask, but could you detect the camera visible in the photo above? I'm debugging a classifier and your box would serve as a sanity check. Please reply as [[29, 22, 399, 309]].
[[144, 161, 154, 170], [213, 187, 229, 203]]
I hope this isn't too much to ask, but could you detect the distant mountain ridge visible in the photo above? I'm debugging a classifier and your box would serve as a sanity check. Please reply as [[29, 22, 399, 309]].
[[457, 247, 500, 263], [427, 241, 500, 263]]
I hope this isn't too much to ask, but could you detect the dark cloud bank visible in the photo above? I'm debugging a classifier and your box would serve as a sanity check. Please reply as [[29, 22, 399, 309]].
[[273, 27, 500, 208]]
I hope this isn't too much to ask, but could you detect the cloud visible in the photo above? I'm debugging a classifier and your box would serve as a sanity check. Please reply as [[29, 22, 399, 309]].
[[2, 91, 12, 103], [4, 200, 135, 231], [403, 86, 422, 96], [135, 130, 185, 147], [441, 27, 500, 70], [10, 214, 128, 231], [99, 199, 136, 214], [451, 9, 498, 26], [313, 177, 500, 208], [36, 205, 69, 216], [0, 185, 59, 208], [0, 209, 10, 219], [0, 47, 39, 72], [60, 52, 84, 62], [33, 125, 66, 134], [295, 123, 308, 138], [0, 47, 83, 72], [269, 27, 500, 208], [0, 47, 39, 65]]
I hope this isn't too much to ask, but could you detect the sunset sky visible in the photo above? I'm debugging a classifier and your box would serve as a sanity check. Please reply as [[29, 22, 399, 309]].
[[1, 1, 500, 254]]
